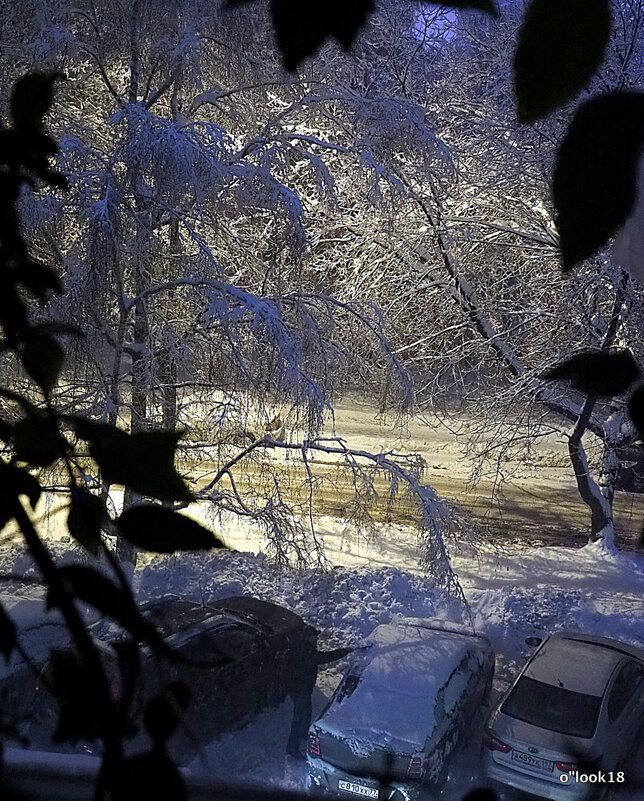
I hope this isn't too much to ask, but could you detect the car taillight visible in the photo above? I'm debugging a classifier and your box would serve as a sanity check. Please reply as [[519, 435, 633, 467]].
[[483, 730, 512, 754], [556, 762, 578, 773], [406, 755, 426, 779], [308, 729, 321, 756]]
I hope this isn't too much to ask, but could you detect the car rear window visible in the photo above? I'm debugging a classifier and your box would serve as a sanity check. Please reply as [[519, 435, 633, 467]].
[[501, 676, 602, 738], [141, 599, 216, 638]]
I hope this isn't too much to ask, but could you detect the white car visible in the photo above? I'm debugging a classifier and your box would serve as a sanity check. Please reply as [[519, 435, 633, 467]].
[[483, 632, 644, 800], [307, 618, 494, 800]]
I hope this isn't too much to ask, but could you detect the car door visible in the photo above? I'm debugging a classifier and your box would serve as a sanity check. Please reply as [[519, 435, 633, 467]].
[[605, 660, 644, 767]]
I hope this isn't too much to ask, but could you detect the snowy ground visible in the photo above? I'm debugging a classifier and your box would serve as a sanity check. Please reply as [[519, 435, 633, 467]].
[[2, 402, 644, 797], [131, 537, 644, 798], [3, 532, 644, 797], [10, 401, 644, 550]]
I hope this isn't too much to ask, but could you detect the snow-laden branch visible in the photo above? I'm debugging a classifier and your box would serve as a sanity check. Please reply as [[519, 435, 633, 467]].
[[196, 435, 465, 601]]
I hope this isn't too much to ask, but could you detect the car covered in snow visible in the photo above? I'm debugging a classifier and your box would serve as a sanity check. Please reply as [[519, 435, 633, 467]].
[[307, 618, 494, 800], [16, 595, 311, 763], [483, 632, 644, 800]]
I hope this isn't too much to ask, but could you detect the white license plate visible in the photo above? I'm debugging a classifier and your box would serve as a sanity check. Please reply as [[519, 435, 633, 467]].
[[338, 779, 379, 798], [511, 750, 554, 773]]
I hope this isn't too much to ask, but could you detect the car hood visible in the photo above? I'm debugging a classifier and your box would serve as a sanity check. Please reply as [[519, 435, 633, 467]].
[[489, 710, 599, 760]]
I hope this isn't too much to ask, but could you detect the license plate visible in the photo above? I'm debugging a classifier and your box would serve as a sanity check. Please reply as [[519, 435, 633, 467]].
[[338, 779, 379, 798], [511, 750, 554, 773]]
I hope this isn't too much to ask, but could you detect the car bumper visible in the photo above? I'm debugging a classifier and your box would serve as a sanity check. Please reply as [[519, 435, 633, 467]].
[[307, 756, 423, 801], [483, 755, 600, 801]]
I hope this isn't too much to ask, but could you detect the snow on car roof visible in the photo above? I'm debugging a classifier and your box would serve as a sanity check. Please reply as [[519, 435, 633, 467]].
[[525, 636, 624, 696], [0, 594, 72, 677], [318, 623, 484, 750]]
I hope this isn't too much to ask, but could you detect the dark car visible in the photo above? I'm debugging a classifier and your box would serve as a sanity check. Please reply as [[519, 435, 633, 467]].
[[14, 595, 310, 763], [134, 594, 311, 755], [307, 618, 495, 800]]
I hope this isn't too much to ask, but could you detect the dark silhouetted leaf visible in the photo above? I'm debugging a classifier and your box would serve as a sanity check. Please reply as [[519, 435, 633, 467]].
[[426, 0, 497, 12], [0, 284, 28, 343], [47, 648, 110, 743], [0, 418, 12, 442], [10, 73, 63, 131], [67, 488, 106, 556], [75, 422, 193, 503], [514, 0, 610, 123], [143, 682, 191, 744], [13, 413, 61, 467], [0, 602, 17, 663], [18, 261, 62, 302], [32, 322, 82, 338], [542, 348, 640, 396], [226, 0, 374, 70], [49, 565, 153, 644], [461, 789, 497, 801], [117, 505, 225, 553], [22, 332, 64, 392], [114, 751, 187, 801], [628, 385, 644, 441], [37, 168, 68, 190], [0, 464, 41, 534], [553, 92, 644, 270]]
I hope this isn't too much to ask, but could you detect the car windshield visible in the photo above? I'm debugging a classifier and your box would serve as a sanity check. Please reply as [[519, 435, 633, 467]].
[[501, 676, 602, 738]]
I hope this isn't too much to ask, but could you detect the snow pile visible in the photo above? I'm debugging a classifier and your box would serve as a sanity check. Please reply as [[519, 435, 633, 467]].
[[137, 550, 449, 644], [472, 585, 585, 658]]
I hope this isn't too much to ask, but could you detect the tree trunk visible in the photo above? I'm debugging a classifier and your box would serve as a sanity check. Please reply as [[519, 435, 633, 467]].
[[408, 180, 629, 548], [160, 326, 177, 510], [567, 394, 614, 545], [117, 262, 149, 568]]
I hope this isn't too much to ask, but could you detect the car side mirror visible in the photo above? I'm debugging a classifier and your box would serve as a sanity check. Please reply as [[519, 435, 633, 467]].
[[525, 636, 543, 648]]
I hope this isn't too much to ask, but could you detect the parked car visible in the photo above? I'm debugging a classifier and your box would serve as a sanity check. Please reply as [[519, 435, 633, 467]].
[[15, 595, 311, 763], [307, 618, 495, 800], [0, 590, 101, 736], [483, 632, 644, 801], [136, 594, 312, 742]]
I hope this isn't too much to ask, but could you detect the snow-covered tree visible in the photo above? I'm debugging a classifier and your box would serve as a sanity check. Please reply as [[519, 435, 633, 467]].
[[348, 0, 644, 549], [0, 0, 468, 594]]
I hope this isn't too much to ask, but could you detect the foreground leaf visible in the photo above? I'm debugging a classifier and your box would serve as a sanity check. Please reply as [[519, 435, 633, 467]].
[[0, 418, 12, 442], [75, 422, 193, 503], [22, 331, 64, 393], [143, 682, 192, 744], [17, 261, 63, 302], [10, 72, 63, 131], [117, 505, 225, 553], [0, 463, 41, 516], [227, 0, 374, 70], [113, 751, 187, 801], [50, 566, 129, 625], [628, 385, 644, 441], [553, 92, 644, 270], [48, 648, 110, 743], [67, 488, 107, 556], [543, 349, 640, 397], [426, 0, 497, 13], [13, 413, 61, 467], [514, 0, 610, 123], [0, 603, 17, 663]]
